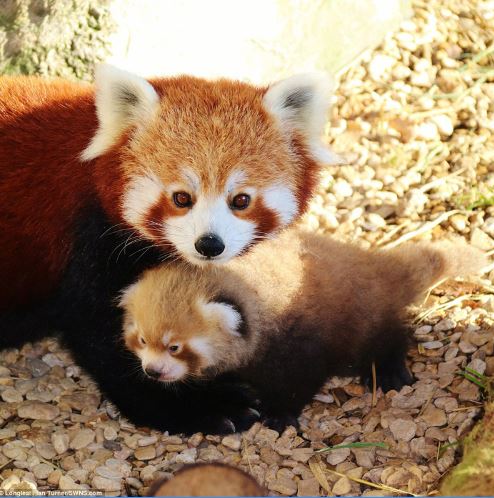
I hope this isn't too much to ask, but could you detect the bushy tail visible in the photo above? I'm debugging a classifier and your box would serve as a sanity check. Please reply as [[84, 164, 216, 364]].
[[385, 239, 488, 307]]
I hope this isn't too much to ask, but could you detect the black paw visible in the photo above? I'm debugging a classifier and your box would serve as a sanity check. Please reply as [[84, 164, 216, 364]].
[[191, 406, 261, 435], [262, 413, 299, 433], [211, 379, 260, 409], [363, 361, 414, 393]]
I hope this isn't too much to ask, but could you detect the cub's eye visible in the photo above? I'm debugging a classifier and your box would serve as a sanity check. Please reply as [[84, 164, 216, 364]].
[[173, 192, 193, 208], [168, 344, 181, 354], [231, 193, 250, 210], [139, 336, 146, 346]]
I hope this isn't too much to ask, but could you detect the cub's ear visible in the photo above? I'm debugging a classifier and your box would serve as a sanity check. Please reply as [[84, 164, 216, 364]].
[[116, 282, 139, 309], [200, 300, 243, 337], [82, 64, 159, 161], [263, 72, 341, 165]]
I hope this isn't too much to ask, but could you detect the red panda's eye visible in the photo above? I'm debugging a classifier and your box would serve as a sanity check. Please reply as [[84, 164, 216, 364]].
[[168, 344, 181, 354], [231, 193, 250, 210], [173, 192, 193, 208], [139, 336, 146, 346]]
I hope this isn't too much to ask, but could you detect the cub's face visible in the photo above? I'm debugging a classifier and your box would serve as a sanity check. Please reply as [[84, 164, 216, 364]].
[[120, 280, 242, 382], [84, 65, 337, 265]]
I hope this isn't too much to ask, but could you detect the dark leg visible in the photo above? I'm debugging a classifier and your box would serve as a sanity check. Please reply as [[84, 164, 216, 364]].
[[361, 321, 414, 392], [242, 333, 329, 433]]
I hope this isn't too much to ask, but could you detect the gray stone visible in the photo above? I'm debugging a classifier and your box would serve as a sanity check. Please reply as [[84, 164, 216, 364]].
[[18, 401, 59, 421], [69, 429, 95, 450], [390, 419, 417, 441], [27, 359, 50, 377]]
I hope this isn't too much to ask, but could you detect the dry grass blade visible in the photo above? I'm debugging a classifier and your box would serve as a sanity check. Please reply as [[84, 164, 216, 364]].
[[419, 168, 465, 193], [371, 361, 377, 407], [308, 457, 333, 495], [376, 220, 412, 247], [460, 42, 494, 69], [382, 210, 459, 249], [415, 294, 484, 324], [242, 437, 254, 475], [324, 468, 422, 496], [0, 459, 13, 473], [316, 442, 387, 453]]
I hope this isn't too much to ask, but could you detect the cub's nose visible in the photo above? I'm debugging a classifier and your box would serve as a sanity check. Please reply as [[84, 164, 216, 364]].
[[144, 367, 161, 380], [194, 233, 225, 258]]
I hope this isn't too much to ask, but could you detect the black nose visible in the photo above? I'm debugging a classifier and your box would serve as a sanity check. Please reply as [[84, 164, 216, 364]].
[[144, 368, 161, 379], [194, 233, 225, 258]]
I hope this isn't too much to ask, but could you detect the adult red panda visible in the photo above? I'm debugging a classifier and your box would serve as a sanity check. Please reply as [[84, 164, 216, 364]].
[[0, 66, 335, 434], [120, 230, 486, 431]]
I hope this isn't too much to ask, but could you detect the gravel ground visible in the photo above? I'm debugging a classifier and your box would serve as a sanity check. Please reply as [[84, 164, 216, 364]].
[[1, 0, 493, 495]]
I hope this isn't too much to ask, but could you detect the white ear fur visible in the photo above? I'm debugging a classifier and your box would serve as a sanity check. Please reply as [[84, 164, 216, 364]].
[[81, 64, 159, 161], [117, 282, 139, 308], [200, 301, 242, 337], [263, 72, 339, 165]]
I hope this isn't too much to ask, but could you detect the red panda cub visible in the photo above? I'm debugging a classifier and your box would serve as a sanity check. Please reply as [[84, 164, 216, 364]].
[[121, 230, 486, 431]]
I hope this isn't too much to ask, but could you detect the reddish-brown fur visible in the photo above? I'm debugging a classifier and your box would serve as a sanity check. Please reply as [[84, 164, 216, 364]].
[[0, 73, 323, 310], [0, 77, 97, 308]]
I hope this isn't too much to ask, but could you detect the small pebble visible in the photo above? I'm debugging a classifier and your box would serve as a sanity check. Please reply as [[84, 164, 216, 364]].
[[52, 432, 69, 454], [134, 446, 156, 461], [422, 341, 444, 350], [415, 325, 432, 335], [59, 475, 81, 491], [332, 476, 352, 495], [69, 429, 95, 450], [18, 402, 59, 421], [434, 318, 456, 332], [221, 434, 241, 450], [326, 448, 351, 465], [389, 419, 417, 441], [103, 426, 118, 441], [1, 388, 23, 403], [92, 476, 121, 492]]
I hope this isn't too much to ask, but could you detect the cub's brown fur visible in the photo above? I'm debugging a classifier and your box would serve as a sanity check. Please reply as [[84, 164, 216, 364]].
[[149, 463, 266, 496], [122, 230, 486, 430]]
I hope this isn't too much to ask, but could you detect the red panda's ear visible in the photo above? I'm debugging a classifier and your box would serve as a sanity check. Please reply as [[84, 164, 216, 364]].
[[263, 73, 342, 165], [200, 301, 243, 337], [117, 281, 139, 308], [81, 64, 159, 161]]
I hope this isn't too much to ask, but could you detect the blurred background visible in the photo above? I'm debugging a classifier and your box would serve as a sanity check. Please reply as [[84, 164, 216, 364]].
[[1, 0, 410, 82]]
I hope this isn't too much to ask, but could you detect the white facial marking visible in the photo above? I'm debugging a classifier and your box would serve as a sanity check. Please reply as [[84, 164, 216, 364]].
[[161, 331, 172, 346], [226, 170, 246, 192], [140, 349, 188, 382], [188, 337, 214, 364], [263, 184, 298, 226], [182, 167, 200, 191], [164, 195, 256, 265], [82, 64, 159, 161], [122, 172, 165, 228]]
